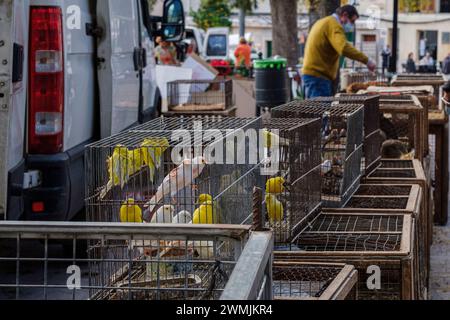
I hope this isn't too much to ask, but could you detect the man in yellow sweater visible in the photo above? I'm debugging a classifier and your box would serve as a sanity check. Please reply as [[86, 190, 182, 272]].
[[302, 5, 376, 98]]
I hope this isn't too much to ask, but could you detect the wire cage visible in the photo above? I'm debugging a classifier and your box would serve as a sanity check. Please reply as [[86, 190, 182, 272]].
[[272, 262, 358, 300], [326, 183, 427, 300], [392, 74, 446, 104], [88, 228, 241, 300], [272, 102, 365, 207], [343, 70, 389, 93], [85, 117, 263, 226], [260, 118, 322, 246], [378, 95, 427, 161], [167, 79, 233, 112], [313, 95, 382, 175], [364, 159, 431, 298], [0, 222, 275, 300], [275, 211, 416, 300]]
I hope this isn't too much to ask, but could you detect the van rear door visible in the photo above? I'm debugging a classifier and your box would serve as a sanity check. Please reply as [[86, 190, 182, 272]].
[[0, 0, 13, 218], [0, 0, 28, 219], [96, 0, 141, 138]]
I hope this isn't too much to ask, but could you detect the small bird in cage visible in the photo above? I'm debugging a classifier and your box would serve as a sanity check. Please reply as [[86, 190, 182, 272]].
[[149, 205, 175, 223], [381, 140, 414, 160], [197, 194, 222, 223], [143, 156, 208, 219], [193, 201, 218, 224], [101, 138, 169, 199], [339, 129, 347, 145], [265, 194, 284, 223], [266, 177, 289, 195], [321, 112, 331, 137], [119, 198, 143, 223], [323, 129, 340, 148], [172, 210, 192, 224], [262, 129, 290, 148]]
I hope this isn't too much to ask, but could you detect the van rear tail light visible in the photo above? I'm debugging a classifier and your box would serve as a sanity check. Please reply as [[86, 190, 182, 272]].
[[28, 7, 64, 154]]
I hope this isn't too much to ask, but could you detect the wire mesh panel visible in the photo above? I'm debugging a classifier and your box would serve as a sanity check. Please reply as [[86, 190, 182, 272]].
[[167, 79, 233, 111], [327, 183, 426, 299], [378, 95, 427, 161], [0, 222, 259, 300], [364, 159, 430, 300], [85, 117, 262, 226], [275, 212, 416, 300], [272, 102, 365, 207], [313, 95, 382, 174], [272, 262, 358, 300], [261, 118, 322, 245]]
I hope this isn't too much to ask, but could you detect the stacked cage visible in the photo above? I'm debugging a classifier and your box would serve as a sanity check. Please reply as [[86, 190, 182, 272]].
[[275, 211, 416, 300], [261, 118, 322, 246], [0, 222, 263, 301], [272, 262, 358, 300], [167, 79, 233, 112], [88, 226, 247, 300], [344, 71, 389, 93], [378, 95, 427, 161], [364, 159, 431, 298], [392, 74, 446, 106], [327, 184, 427, 300], [313, 95, 382, 174], [85, 117, 263, 226], [272, 102, 365, 207]]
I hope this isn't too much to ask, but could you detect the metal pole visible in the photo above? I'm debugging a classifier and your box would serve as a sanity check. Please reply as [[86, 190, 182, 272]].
[[239, 7, 246, 37], [390, 0, 399, 73]]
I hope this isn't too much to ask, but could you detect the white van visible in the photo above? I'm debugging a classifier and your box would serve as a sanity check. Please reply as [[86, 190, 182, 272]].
[[203, 27, 229, 61], [0, 0, 185, 221]]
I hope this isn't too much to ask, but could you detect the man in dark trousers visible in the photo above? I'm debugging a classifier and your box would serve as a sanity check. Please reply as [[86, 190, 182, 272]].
[[442, 53, 450, 76], [302, 5, 376, 99], [381, 45, 391, 74]]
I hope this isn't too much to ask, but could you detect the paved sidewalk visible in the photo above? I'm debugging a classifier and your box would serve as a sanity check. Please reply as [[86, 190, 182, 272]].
[[430, 216, 450, 300]]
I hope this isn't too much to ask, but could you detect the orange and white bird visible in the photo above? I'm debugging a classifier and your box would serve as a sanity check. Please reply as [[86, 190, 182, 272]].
[[143, 156, 207, 219]]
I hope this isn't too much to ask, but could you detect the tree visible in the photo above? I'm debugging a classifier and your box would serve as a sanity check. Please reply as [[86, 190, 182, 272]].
[[232, 0, 258, 37], [191, 0, 232, 31], [270, 0, 299, 66], [306, 0, 340, 28]]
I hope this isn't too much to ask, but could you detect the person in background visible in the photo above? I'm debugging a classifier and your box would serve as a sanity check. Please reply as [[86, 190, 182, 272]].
[[406, 52, 417, 73], [442, 81, 450, 113], [381, 45, 391, 74], [234, 37, 252, 77], [442, 53, 450, 76], [302, 5, 376, 99], [155, 36, 178, 66], [419, 51, 435, 73], [235, 37, 252, 68], [187, 38, 198, 55]]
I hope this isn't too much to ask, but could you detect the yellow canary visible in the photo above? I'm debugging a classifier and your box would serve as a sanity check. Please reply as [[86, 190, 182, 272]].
[[265, 194, 284, 223], [198, 194, 213, 204], [107, 145, 130, 188], [192, 201, 219, 224], [141, 138, 169, 169], [263, 129, 289, 149], [265, 177, 286, 194], [198, 194, 223, 223], [120, 199, 143, 223]]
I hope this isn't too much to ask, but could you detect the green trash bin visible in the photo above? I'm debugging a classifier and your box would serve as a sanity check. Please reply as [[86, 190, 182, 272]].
[[254, 58, 289, 116]]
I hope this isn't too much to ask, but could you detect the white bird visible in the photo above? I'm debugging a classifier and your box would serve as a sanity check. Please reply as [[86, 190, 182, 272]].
[[321, 160, 332, 175], [150, 205, 174, 223], [143, 156, 207, 216], [172, 210, 192, 224]]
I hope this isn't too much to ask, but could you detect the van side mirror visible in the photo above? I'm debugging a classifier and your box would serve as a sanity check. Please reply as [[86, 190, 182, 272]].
[[161, 0, 185, 42]]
